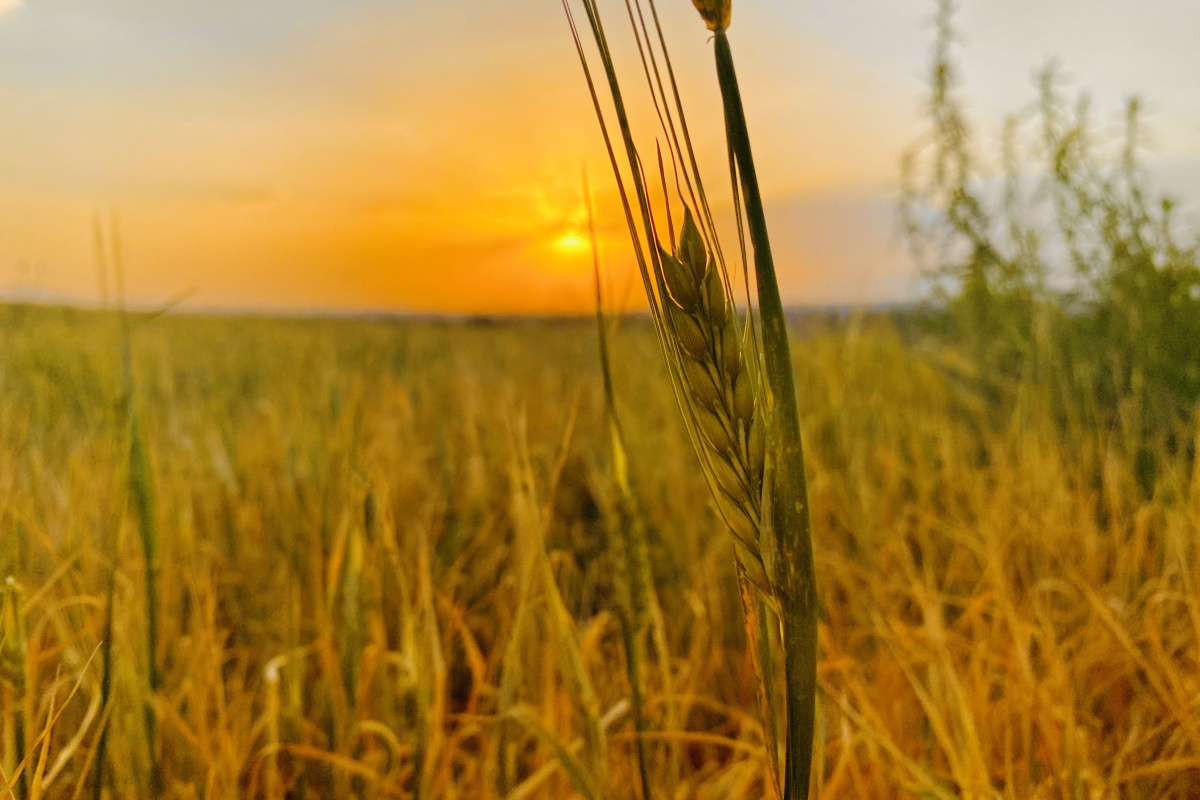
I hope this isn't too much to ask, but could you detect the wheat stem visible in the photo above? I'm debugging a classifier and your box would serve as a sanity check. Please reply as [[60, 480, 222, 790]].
[[712, 27, 818, 800], [110, 211, 163, 798], [1, 579, 27, 800], [585, 167, 656, 800]]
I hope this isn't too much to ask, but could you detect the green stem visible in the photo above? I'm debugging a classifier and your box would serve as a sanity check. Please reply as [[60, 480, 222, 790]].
[[123, 327, 161, 797], [92, 568, 117, 800], [618, 580, 654, 800], [129, 391, 162, 798], [713, 28, 818, 800]]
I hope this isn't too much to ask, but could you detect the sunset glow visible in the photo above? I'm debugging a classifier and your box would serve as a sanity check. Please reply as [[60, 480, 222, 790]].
[[555, 223, 589, 255], [0, 1, 1197, 314]]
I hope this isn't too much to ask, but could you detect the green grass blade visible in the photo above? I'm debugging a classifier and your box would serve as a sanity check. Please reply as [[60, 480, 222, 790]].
[[712, 28, 818, 800]]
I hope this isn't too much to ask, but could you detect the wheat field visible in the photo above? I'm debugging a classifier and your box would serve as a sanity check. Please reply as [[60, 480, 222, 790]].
[[1, 303, 1197, 799]]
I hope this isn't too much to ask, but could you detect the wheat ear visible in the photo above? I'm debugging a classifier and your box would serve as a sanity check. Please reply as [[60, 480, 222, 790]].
[[660, 209, 770, 592], [563, 1, 819, 797]]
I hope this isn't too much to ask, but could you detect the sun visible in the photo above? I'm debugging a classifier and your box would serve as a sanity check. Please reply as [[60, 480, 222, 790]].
[[537, 218, 595, 278], [555, 231, 588, 253], [554, 219, 589, 254]]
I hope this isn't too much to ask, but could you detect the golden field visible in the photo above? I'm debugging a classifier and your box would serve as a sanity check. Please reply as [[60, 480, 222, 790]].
[[1, 303, 1198, 799]]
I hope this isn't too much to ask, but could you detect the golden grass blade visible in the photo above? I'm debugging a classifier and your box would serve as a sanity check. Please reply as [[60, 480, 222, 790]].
[[414, 520, 447, 800], [25, 674, 56, 800], [262, 656, 285, 800], [497, 401, 605, 796], [737, 568, 782, 800], [0, 579, 27, 800], [66, 702, 114, 800], [0, 647, 99, 800], [276, 744, 403, 794], [39, 675, 102, 790], [586, 164, 663, 799], [502, 705, 600, 800], [508, 700, 629, 800], [108, 211, 163, 797]]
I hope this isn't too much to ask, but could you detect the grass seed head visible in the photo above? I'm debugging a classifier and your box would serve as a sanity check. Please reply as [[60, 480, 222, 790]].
[[661, 249, 701, 312], [683, 359, 723, 409], [659, 206, 770, 594], [691, 0, 731, 32], [702, 267, 727, 327], [669, 304, 710, 362], [678, 209, 709, 281]]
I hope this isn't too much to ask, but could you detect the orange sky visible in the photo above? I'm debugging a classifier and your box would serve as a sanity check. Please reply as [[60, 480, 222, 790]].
[[1, 0, 1198, 314]]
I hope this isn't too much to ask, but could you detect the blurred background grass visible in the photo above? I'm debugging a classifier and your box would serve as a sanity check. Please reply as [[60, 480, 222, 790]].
[[1, 300, 1198, 797]]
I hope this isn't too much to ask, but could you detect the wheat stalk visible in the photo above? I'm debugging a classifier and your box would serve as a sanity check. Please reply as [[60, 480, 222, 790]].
[[563, 0, 818, 796], [338, 518, 364, 706], [263, 656, 286, 800], [564, 0, 772, 595], [109, 212, 163, 799], [585, 165, 680, 798], [1, 577, 28, 800], [496, 407, 606, 799], [706, 11, 819, 798]]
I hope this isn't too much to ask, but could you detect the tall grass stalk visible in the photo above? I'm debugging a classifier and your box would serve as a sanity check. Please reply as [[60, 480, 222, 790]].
[[111, 213, 162, 797], [584, 166, 675, 799], [707, 12, 818, 798], [378, 510, 423, 799], [263, 655, 285, 800], [1, 577, 28, 800], [413, 516, 446, 800], [564, 0, 818, 795], [496, 408, 606, 799], [90, 214, 116, 800], [91, 563, 117, 800], [338, 520, 364, 706]]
